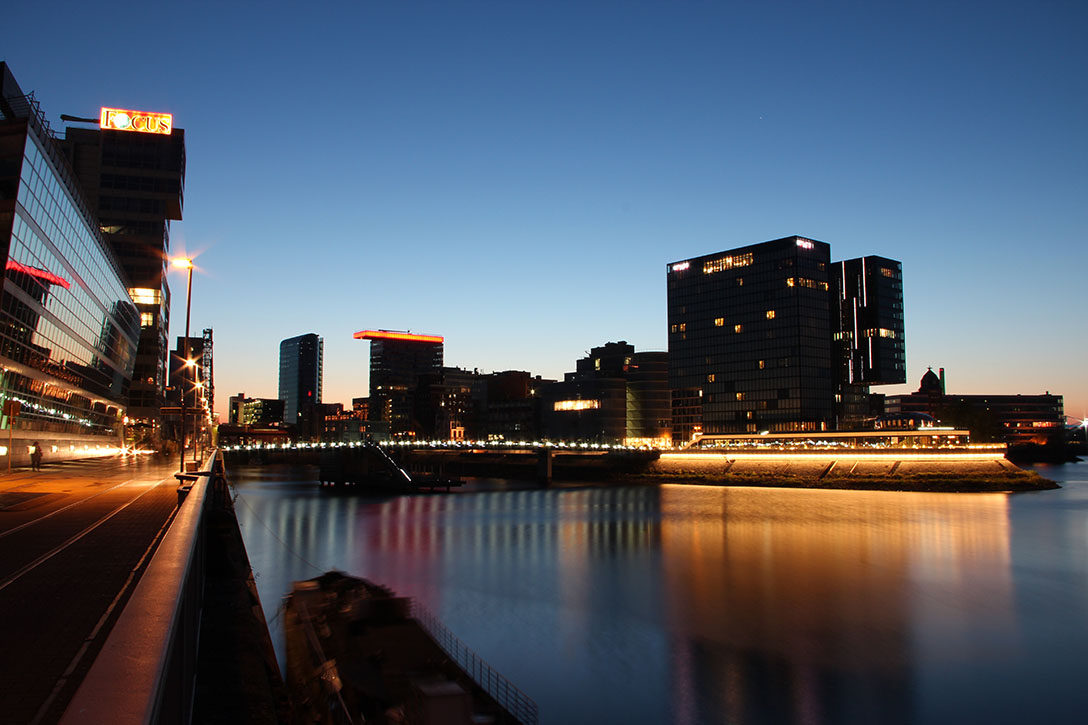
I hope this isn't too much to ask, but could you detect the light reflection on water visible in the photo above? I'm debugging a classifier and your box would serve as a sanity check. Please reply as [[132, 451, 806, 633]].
[[232, 462, 1088, 724]]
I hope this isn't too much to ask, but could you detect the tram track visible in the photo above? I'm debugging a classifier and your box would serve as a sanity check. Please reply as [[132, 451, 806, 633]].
[[0, 479, 171, 593]]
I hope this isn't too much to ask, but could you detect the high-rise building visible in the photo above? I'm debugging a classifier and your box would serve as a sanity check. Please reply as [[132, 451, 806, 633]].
[[667, 236, 906, 435], [831, 256, 906, 426], [0, 63, 140, 462], [354, 329, 443, 439], [279, 333, 323, 428], [667, 236, 835, 434], [59, 102, 185, 438]]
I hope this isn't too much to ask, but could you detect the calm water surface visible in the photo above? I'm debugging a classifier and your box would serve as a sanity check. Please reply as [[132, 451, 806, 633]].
[[232, 461, 1088, 724]]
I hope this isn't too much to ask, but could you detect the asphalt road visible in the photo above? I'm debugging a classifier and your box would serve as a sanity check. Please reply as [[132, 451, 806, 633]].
[[0, 454, 181, 724]]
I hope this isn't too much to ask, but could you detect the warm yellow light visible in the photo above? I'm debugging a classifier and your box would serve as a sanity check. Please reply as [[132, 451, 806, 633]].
[[171, 258, 193, 269], [184, 359, 196, 367]]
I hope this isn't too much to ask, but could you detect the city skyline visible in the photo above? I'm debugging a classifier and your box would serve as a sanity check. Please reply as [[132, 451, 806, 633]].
[[3, 1, 1085, 421]]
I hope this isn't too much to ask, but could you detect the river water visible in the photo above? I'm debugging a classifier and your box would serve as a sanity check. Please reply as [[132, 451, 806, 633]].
[[231, 461, 1088, 724]]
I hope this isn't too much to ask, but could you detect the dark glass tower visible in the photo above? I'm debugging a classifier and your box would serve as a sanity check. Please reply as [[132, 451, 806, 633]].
[[831, 256, 906, 426], [60, 106, 185, 434], [279, 333, 323, 427], [355, 330, 443, 439], [667, 236, 835, 434]]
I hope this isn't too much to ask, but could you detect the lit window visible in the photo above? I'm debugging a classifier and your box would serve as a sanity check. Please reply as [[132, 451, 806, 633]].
[[734, 324, 743, 333], [880, 267, 897, 278], [736, 392, 745, 401], [140, 312, 154, 327], [703, 252, 753, 275], [786, 277, 795, 287], [714, 317, 724, 327], [766, 310, 775, 319], [554, 400, 601, 412], [129, 287, 161, 305], [758, 360, 765, 370], [707, 374, 716, 383]]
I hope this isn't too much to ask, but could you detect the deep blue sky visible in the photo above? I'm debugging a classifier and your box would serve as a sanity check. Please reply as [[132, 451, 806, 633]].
[[4, 1, 1086, 421]]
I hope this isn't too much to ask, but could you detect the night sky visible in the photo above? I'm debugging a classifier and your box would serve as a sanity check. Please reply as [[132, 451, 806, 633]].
[[4, 1, 1085, 421]]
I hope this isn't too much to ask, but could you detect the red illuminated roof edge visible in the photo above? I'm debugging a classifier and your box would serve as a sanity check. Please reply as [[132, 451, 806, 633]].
[[353, 330, 444, 344]]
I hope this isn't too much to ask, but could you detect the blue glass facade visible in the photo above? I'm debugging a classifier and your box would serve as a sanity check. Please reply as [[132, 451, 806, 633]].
[[0, 65, 139, 457]]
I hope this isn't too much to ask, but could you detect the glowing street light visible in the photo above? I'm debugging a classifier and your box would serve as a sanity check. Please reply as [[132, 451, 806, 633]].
[[172, 257, 194, 473]]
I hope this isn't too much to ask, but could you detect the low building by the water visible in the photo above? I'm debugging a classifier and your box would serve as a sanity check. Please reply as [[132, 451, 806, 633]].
[[884, 367, 1064, 445]]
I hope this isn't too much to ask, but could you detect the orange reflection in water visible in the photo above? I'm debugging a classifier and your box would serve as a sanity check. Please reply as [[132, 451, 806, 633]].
[[659, 485, 1013, 722]]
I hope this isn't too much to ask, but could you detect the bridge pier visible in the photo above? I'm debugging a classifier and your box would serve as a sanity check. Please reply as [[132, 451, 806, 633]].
[[536, 448, 553, 485]]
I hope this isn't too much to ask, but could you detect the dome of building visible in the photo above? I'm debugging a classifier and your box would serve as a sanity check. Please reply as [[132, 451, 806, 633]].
[[919, 368, 942, 394]]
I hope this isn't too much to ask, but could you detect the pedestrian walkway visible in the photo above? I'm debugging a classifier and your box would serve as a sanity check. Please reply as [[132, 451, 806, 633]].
[[0, 454, 182, 724]]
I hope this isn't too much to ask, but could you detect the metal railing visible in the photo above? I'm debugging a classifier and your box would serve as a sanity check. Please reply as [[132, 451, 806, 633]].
[[59, 451, 223, 724], [411, 601, 539, 725]]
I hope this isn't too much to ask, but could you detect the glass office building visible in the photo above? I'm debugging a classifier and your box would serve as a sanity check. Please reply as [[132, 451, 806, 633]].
[[0, 64, 139, 462], [667, 236, 835, 434], [278, 333, 323, 427], [356, 330, 443, 439]]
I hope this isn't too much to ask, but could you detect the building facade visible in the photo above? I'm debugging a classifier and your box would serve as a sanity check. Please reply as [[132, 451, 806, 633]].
[[355, 329, 443, 439], [279, 333, 323, 428], [667, 236, 835, 434], [0, 63, 140, 463], [831, 256, 906, 426], [60, 105, 185, 436]]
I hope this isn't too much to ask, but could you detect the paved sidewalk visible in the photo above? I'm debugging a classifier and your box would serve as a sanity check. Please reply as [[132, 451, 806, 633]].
[[0, 454, 182, 724]]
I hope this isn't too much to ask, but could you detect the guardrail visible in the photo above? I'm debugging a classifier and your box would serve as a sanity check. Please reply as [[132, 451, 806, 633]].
[[60, 451, 223, 724], [411, 601, 539, 725]]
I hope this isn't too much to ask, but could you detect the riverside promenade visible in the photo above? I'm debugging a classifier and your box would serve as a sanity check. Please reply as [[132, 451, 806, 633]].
[[0, 454, 188, 723]]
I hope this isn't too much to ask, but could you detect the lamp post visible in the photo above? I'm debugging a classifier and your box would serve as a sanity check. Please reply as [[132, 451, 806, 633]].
[[172, 257, 193, 473]]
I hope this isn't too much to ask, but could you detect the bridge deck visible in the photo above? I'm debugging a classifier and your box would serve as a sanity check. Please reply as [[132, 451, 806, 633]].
[[0, 454, 181, 723]]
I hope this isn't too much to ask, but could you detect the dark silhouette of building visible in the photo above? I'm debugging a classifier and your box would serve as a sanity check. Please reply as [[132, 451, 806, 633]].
[[483, 371, 547, 442], [831, 256, 906, 426], [668, 236, 906, 435], [0, 63, 140, 462], [884, 368, 1064, 445], [542, 341, 671, 444], [59, 100, 185, 439], [354, 329, 443, 439], [279, 333, 323, 428], [668, 237, 835, 434]]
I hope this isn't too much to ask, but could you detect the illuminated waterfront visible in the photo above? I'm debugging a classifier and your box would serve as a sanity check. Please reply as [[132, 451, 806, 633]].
[[233, 462, 1088, 724]]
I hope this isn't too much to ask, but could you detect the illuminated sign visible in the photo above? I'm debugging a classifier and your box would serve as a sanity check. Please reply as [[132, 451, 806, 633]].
[[354, 330, 444, 344], [100, 107, 173, 135], [671, 262, 690, 272], [796, 239, 815, 249]]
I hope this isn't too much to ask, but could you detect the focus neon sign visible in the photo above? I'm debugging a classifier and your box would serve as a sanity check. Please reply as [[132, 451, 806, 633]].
[[100, 107, 173, 135]]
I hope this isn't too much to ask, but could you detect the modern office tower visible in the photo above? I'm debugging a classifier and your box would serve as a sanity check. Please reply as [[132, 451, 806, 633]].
[[354, 329, 443, 439], [667, 236, 835, 434], [241, 398, 286, 426], [59, 102, 185, 437], [831, 257, 906, 426], [279, 333, 323, 428], [0, 63, 140, 462]]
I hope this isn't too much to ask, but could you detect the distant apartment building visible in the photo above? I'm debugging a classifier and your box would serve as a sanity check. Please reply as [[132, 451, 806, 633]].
[[59, 98, 185, 438], [541, 341, 671, 445], [0, 63, 140, 463], [667, 236, 905, 435], [355, 329, 443, 439], [279, 333, 323, 428]]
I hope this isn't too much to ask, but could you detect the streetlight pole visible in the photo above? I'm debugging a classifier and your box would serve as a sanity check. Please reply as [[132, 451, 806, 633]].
[[172, 258, 193, 473]]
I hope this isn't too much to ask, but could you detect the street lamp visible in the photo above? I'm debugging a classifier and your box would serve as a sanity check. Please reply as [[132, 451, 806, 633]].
[[171, 257, 193, 473]]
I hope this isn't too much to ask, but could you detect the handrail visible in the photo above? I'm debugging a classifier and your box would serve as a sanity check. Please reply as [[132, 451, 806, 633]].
[[410, 601, 539, 725], [59, 452, 222, 724]]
